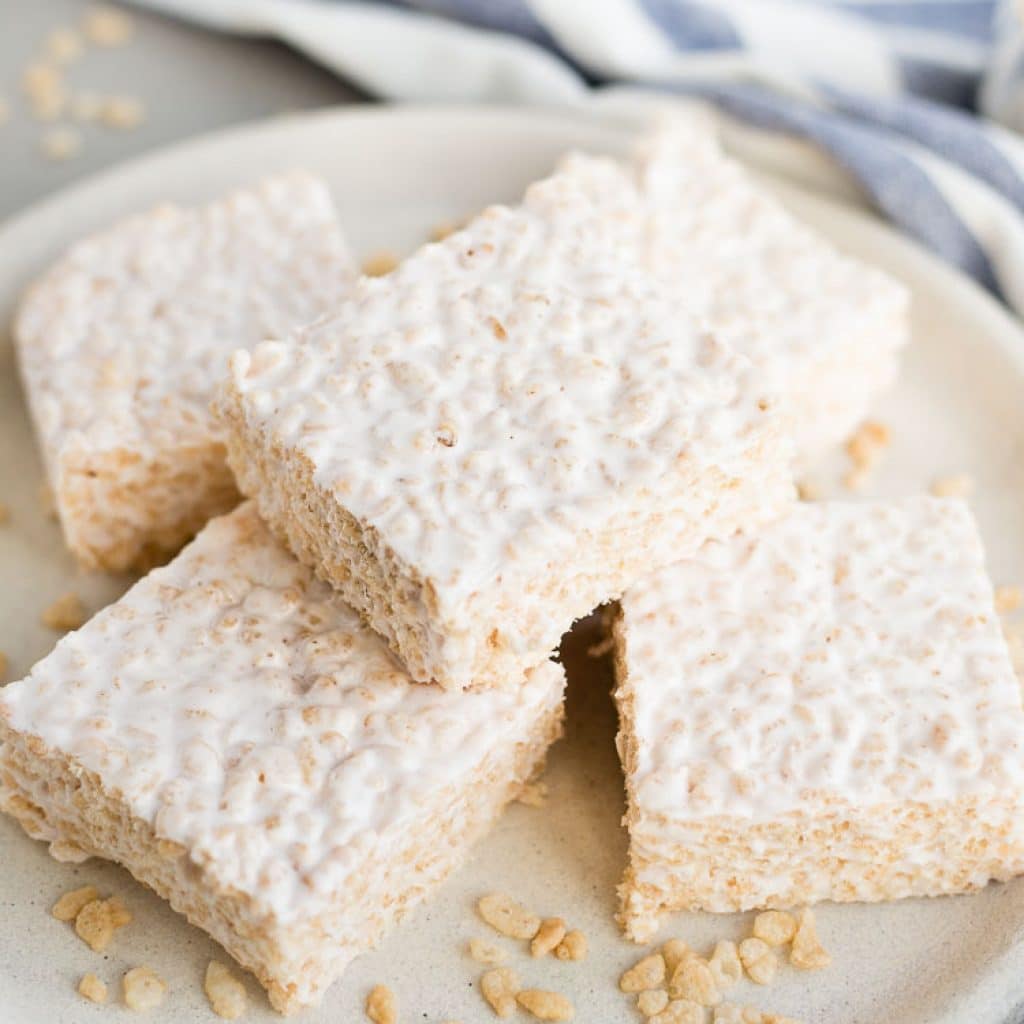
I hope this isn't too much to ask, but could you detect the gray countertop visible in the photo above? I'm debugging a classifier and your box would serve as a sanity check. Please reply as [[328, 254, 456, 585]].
[[0, 0, 364, 222]]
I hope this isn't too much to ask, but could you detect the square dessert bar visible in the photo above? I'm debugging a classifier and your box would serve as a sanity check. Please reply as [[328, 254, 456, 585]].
[[15, 173, 355, 572], [0, 504, 565, 1014], [614, 497, 1024, 941], [216, 160, 794, 691], [559, 112, 909, 466]]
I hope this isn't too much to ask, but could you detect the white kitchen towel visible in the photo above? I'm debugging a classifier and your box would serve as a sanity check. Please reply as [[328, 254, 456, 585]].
[[134, 0, 1024, 313]]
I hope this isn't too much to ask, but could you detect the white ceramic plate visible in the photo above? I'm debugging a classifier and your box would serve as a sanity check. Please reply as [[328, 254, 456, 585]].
[[2, 105, 1024, 1024]]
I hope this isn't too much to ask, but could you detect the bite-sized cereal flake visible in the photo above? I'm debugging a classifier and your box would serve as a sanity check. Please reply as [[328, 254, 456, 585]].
[[205, 961, 247, 1020], [516, 989, 574, 1021], [668, 953, 721, 1006], [365, 984, 397, 1024], [468, 937, 508, 965], [52, 884, 100, 921], [530, 917, 566, 958], [84, 5, 134, 46], [638, 989, 670, 1016], [554, 929, 587, 962], [661, 938, 690, 976], [480, 967, 520, 1019], [620, 953, 666, 993], [651, 998, 704, 1024], [738, 938, 777, 985], [790, 909, 831, 970], [753, 910, 797, 947], [78, 973, 107, 1003], [74, 896, 131, 952], [708, 940, 743, 992], [478, 893, 540, 940], [122, 966, 166, 1011]]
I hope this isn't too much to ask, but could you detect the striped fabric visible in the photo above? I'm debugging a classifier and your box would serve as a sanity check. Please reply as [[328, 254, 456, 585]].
[[137, 0, 1024, 312]]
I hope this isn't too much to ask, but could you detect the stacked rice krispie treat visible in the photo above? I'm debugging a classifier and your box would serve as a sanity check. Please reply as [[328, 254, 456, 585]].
[[6, 109, 1023, 1020]]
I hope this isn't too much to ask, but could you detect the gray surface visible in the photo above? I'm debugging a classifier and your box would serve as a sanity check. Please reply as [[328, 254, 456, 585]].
[[0, 0, 363, 222]]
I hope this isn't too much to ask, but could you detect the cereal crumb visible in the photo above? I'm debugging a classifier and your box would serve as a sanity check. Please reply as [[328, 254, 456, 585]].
[[52, 884, 100, 921], [78, 973, 107, 1003], [477, 892, 540, 939], [75, 896, 131, 952], [205, 962, 246, 1020], [930, 473, 973, 498], [714, 1005, 769, 1024], [480, 967, 520, 1019], [995, 585, 1022, 614], [668, 953, 720, 1006], [843, 420, 890, 490], [516, 781, 548, 808], [638, 989, 670, 1017], [753, 910, 797, 947], [47, 27, 84, 64], [796, 479, 822, 502], [42, 591, 86, 631], [790, 908, 831, 970], [651, 998, 704, 1024], [100, 95, 145, 129], [122, 966, 166, 1011], [365, 984, 396, 1024], [362, 251, 399, 277], [620, 953, 666, 993], [468, 937, 507, 965], [708, 940, 743, 992], [661, 938, 690, 976], [41, 126, 81, 162], [554, 929, 587, 962], [530, 917, 566, 958], [84, 5, 134, 46], [516, 989, 574, 1021], [738, 937, 778, 985]]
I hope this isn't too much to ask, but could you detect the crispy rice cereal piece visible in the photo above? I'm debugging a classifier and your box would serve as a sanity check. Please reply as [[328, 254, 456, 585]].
[[614, 497, 1024, 940], [789, 909, 831, 970], [531, 917, 566, 957], [83, 5, 134, 46], [78, 973, 107, 1003], [554, 929, 587, 962], [753, 911, 797, 947], [478, 893, 540, 939], [930, 474, 974, 498], [216, 159, 792, 690], [0, 504, 564, 1014], [469, 937, 508, 965], [668, 953, 720, 1005], [738, 939, 777, 986], [41, 592, 86, 631], [122, 966, 166, 1010], [638, 990, 670, 1016], [205, 961, 247, 1020], [995, 585, 1023, 614], [556, 114, 908, 469], [366, 984, 397, 1024], [51, 883, 99, 920], [517, 989, 574, 1021], [75, 896, 131, 951], [652, 1000, 704, 1024], [15, 174, 354, 572], [481, 967, 520, 1019], [708, 940, 743, 992], [620, 953, 666, 993]]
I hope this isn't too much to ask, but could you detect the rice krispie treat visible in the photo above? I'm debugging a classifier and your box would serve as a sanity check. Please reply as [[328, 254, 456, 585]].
[[614, 497, 1024, 941], [216, 162, 794, 691], [558, 113, 909, 466], [0, 504, 565, 1014], [15, 173, 355, 571]]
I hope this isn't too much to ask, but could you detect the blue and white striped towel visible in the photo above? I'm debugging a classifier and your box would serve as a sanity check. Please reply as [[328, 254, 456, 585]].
[[137, 0, 1024, 313]]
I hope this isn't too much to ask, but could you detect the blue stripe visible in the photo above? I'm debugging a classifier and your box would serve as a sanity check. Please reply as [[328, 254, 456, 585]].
[[677, 80, 1004, 296], [637, 0, 743, 51], [381, 0, 559, 49], [897, 55, 979, 107], [828, 1, 996, 42], [821, 84, 1024, 210]]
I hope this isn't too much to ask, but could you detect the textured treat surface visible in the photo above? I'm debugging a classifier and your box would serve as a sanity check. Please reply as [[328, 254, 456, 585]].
[[0, 504, 564, 924], [559, 113, 909, 463], [621, 497, 1024, 820], [219, 160, 791, 687], [15, 172, 355, 568]]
